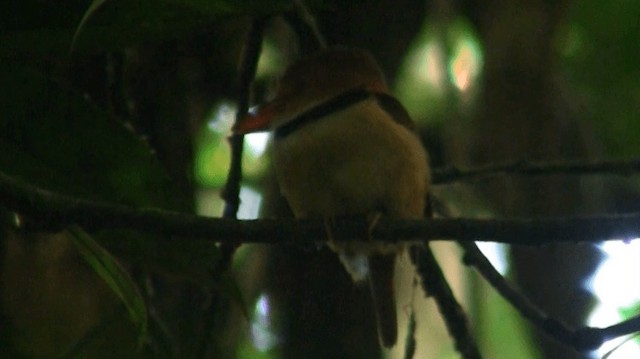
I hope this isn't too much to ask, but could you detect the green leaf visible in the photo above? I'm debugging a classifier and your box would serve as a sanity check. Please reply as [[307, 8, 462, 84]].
[[0, 61, 226, 280], [619, 301, 640, 319], [68, 226, 148, 346], [0, 62, 185, 210], [0, 61, 226, 283]]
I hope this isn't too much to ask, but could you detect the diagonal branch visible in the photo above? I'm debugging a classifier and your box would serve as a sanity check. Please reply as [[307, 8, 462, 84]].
[[459, 241, 640, 351], [410, 244, 482, 359]]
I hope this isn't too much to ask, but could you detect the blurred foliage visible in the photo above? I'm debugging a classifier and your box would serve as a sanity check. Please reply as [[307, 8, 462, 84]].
[[195, 116, 233, 188], [620, 302, 640, 321], [395, 17, 483, 124], [194, 107, 270, 190], [0, 0, 291, 356], [0, 62, 183, 208], [475, 274, 538, 359], [561, 0, 640, 157], [0, 59, 222, 301]]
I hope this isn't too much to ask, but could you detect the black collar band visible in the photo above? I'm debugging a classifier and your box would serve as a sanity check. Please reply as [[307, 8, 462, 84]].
[[274, 88, 372, 139]]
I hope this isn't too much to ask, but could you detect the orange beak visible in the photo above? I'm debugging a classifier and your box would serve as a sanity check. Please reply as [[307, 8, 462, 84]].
[[232, 101, 278, 134]]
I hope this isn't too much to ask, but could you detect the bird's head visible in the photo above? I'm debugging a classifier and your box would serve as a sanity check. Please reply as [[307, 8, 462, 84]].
[[233, 48, 389, 134]]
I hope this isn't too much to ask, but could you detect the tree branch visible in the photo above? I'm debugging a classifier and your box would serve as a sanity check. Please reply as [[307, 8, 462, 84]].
[[2, 170, 640, 245], [432, 158, 640, 184], [3, 155, 640, 354], [410, 244, 482, 359], [459, 241, 640, 352]]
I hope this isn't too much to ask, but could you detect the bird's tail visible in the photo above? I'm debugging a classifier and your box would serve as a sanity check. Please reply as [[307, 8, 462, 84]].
[[368, 253, 398, 348]]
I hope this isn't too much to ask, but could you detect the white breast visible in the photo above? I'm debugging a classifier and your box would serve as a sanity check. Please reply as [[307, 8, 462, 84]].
[[272, 99, 430, 220]]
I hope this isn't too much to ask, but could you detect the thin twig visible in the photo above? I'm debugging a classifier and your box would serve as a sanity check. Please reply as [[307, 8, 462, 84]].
[[403, 310, 417, 359], [432, 159, 640, 184], [409, 244, 482, 359], [601, 332, 640, 359], [198, 16, 268, 359], [217, 15, 268, 266], [601, 315, 640, 340], [459, 241, 640, 351], [221, 16, 269, 220]]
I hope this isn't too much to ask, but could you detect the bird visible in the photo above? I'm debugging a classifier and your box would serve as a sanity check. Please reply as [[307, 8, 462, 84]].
[[234, 47, 430, 348]]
